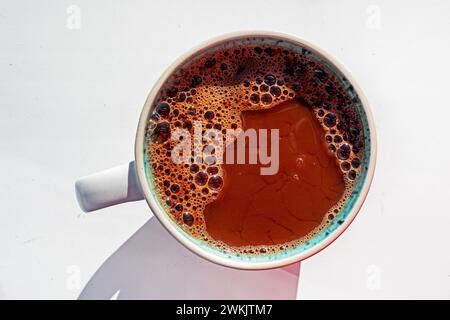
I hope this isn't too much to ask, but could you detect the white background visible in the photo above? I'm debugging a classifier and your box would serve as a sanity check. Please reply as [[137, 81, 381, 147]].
[[1, 0, 449, 299]]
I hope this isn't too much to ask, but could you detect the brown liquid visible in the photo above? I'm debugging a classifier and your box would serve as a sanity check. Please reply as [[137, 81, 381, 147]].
[[204, 100, 345, 246], [145, 39, 365, 255]]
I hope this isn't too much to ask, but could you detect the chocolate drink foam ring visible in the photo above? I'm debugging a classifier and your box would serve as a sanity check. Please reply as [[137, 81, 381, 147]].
[[146, 41, 364, 256]]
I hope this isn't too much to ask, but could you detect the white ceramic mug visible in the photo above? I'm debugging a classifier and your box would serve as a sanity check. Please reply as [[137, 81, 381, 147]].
[[75, 31, 377, 270]]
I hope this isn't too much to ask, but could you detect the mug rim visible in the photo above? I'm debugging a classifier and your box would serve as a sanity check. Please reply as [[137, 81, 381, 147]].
[[134, 31, 377, 270]]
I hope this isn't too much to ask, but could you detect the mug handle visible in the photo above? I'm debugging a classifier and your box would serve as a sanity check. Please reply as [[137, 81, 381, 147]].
[[75, 161, 144, 212]]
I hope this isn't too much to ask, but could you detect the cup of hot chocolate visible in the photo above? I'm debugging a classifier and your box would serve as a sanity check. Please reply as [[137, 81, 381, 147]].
[[75, 31, 377, 270]]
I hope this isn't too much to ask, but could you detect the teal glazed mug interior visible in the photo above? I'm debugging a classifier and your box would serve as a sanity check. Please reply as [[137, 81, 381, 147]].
[[76, 31, 377, 270], [136, 31, 377, 269]]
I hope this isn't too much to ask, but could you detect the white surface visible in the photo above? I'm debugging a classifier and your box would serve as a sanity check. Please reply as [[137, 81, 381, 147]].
[[0, 0, 449, 299]]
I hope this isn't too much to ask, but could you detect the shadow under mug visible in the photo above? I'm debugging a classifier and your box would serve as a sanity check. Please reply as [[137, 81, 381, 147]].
[[75, 31, 377, 270]]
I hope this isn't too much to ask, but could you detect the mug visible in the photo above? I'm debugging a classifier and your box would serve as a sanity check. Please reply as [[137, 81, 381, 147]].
[[75, 31, 377, 270]]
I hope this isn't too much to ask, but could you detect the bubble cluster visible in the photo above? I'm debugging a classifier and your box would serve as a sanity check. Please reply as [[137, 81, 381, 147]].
[[145, 38, 365, 256]]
